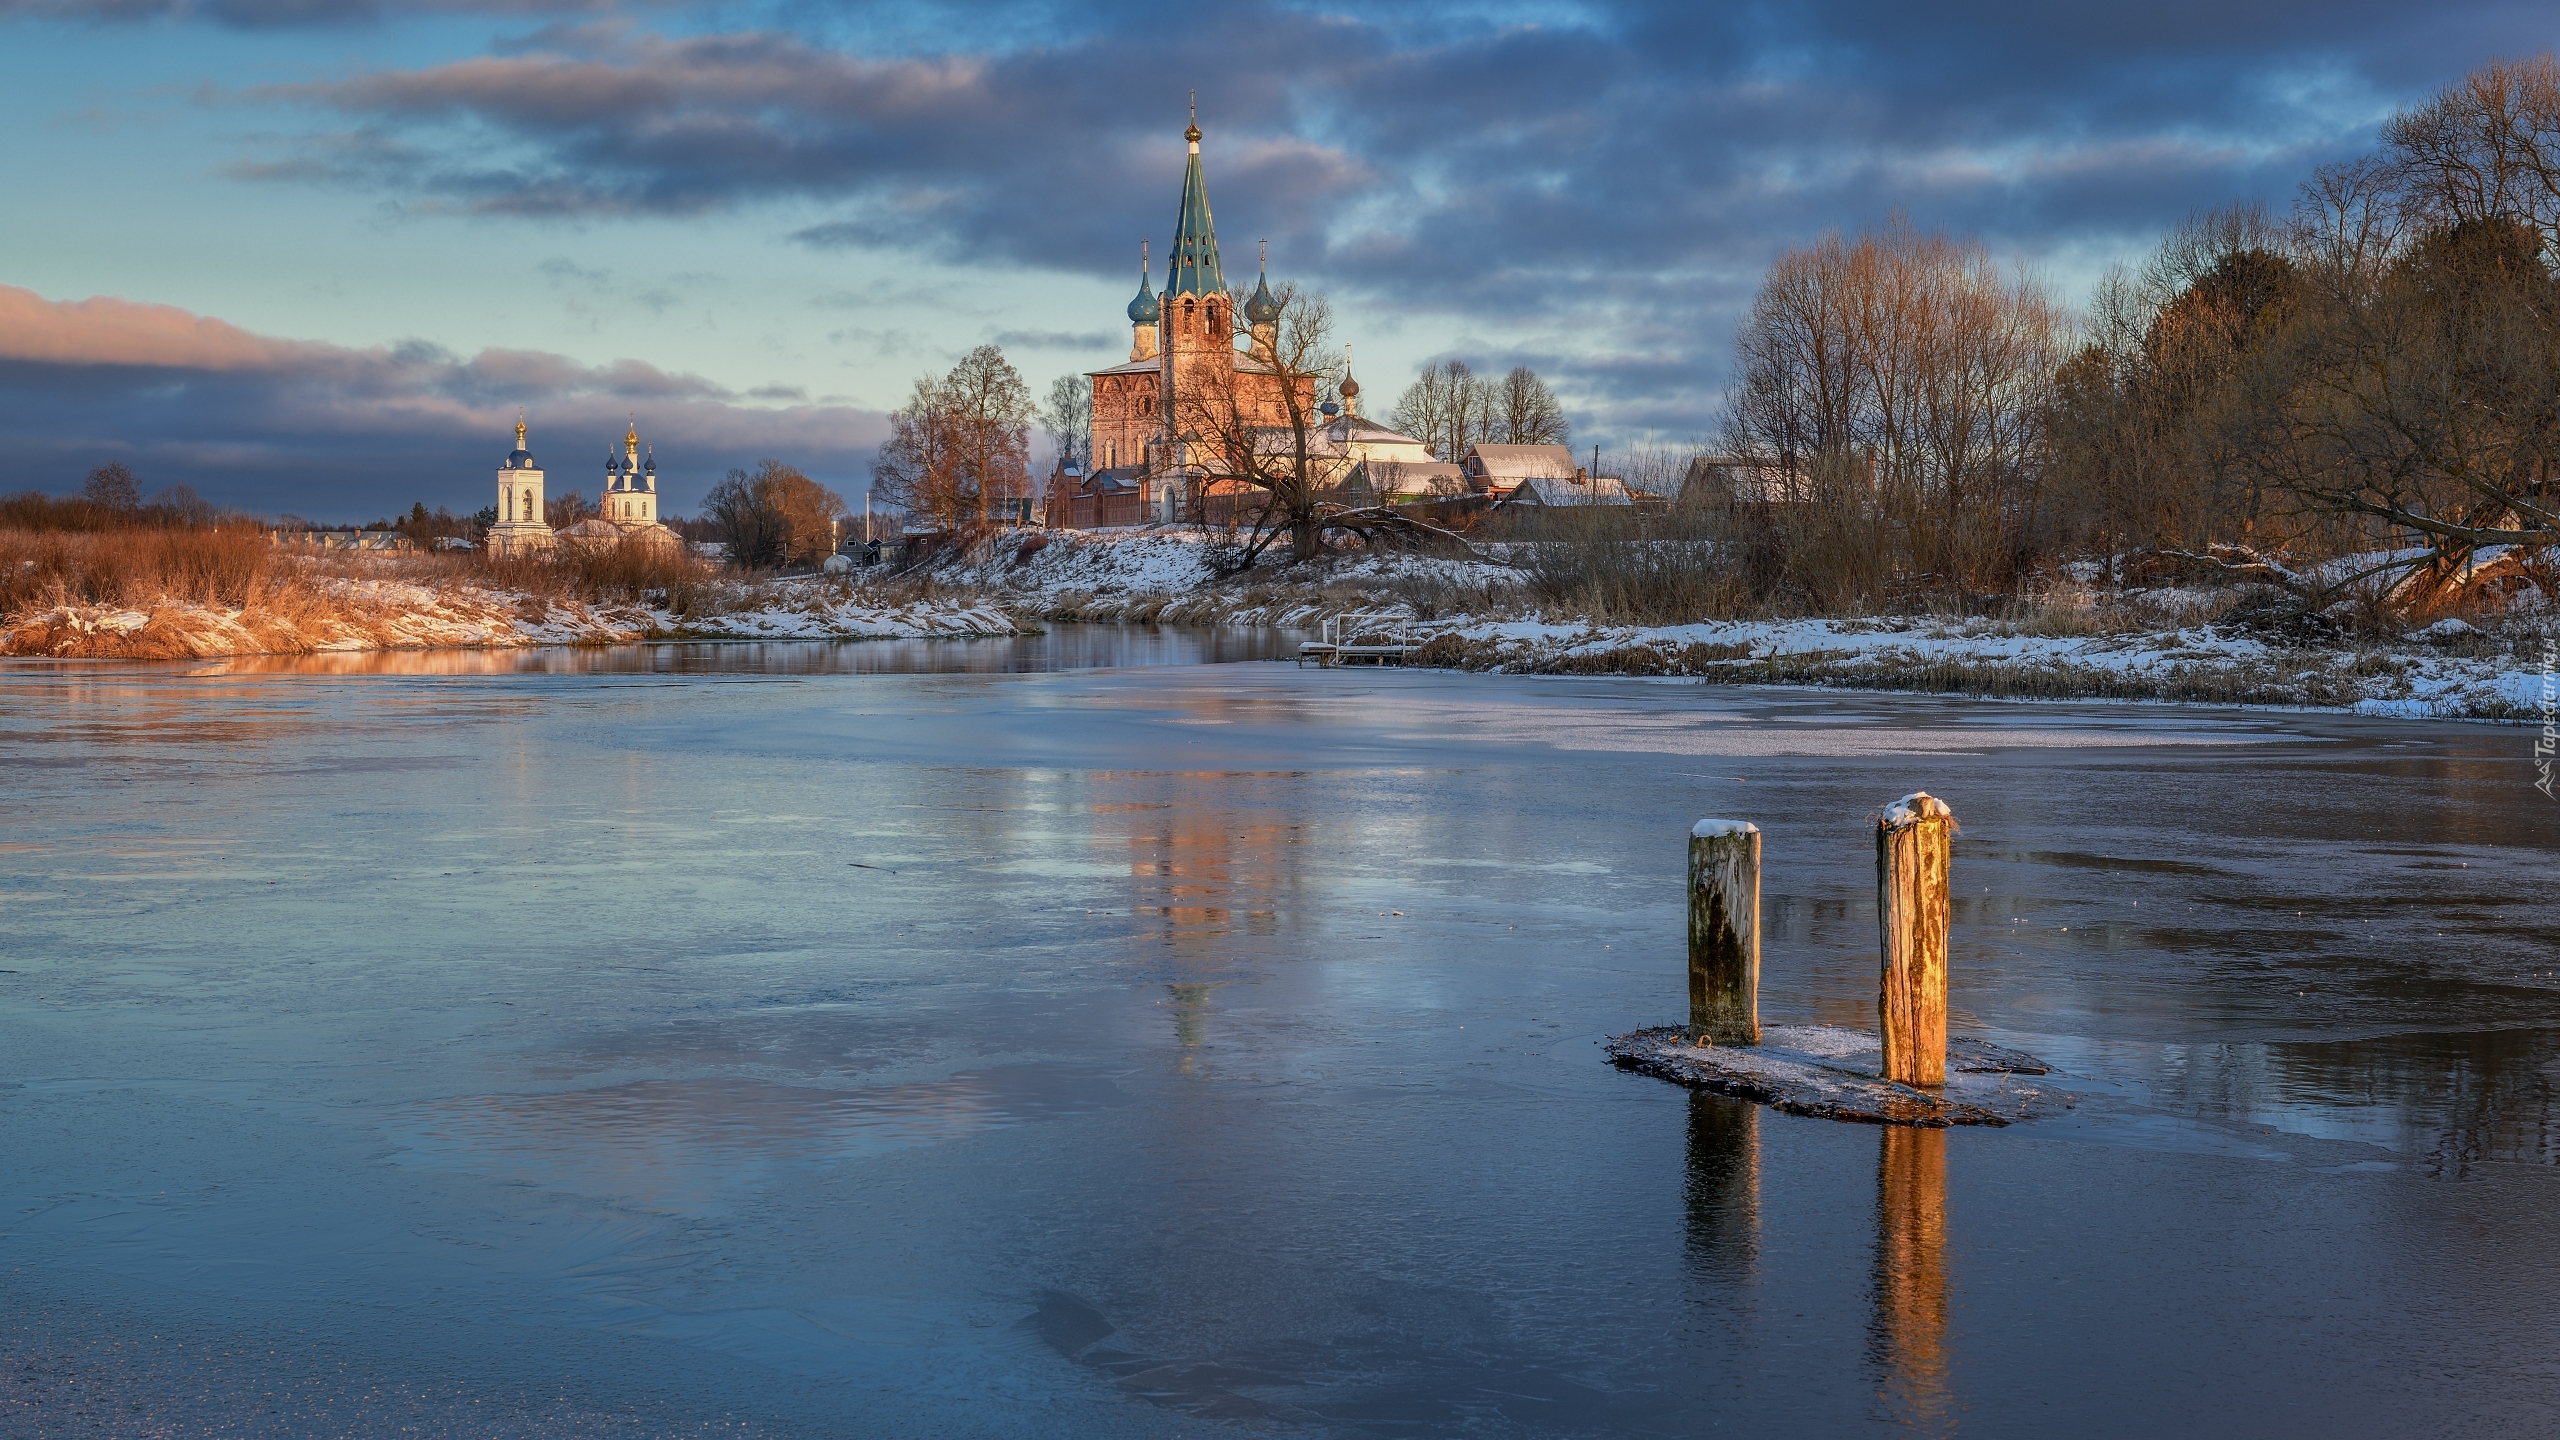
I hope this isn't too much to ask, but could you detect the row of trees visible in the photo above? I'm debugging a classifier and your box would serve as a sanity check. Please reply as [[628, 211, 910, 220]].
[[1711, 54, 2560, 609], [1721, 219, 2068, 591], [2044, 55, 2560, 604], [1391, 361, 1570, 459], [1, 465, 226, 532]]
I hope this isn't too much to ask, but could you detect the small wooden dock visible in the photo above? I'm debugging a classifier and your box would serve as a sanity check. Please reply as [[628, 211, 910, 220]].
[[1298, 641, 1423, 667], [1298, 617, 1423, 667]]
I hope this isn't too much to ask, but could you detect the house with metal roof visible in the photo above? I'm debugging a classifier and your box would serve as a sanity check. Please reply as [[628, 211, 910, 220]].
[[1459, 443, 1581, 498], [1498, 473, 1634, 508]]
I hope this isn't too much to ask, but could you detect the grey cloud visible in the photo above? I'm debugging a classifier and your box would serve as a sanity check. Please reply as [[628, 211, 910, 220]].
[[147, 1, 2560, 444], [2, 0, 626, 27]]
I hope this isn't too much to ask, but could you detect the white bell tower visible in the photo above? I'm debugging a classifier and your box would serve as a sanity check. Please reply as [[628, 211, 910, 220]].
[[486, 413, 554, 556]]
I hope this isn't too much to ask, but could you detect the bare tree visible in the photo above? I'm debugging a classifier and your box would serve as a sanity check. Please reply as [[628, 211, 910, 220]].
[[872, 374, 961, 530], [2247, 215, 2560, 598], [545, 490, 598, 529], [81, 463, 140, 512], [1175, 285, 1470, 565], [873, 345, 1034, 531], [1043, 371, 1091, 470], [1391, 360, 1490, 459], [1491, 366, 1570, 445], [2377, 55, 2560, 246], [944, 345, 1034, 527], [1723, 218, 2069, 588], [2217, 58, 2560, 605], [703, 460, 844, 568]]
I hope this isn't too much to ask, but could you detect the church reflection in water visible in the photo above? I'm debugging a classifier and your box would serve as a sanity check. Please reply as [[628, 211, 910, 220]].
[[1868, 1124, 1954, 1432]]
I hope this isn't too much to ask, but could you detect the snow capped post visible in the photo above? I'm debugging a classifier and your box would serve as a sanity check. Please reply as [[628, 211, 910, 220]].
[[1876, 793, 1954, 1086], [1688, 818, 1761, 1045]]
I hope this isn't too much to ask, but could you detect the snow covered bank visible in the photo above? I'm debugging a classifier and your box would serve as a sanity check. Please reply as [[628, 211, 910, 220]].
[[871, 529, 2554, 720], [1, 574, 1017, 661], [1401, 613, 2554, 719]]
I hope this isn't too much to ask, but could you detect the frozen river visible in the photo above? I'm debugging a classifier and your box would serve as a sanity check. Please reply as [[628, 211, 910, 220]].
[[4, 629, 2556, 1437]]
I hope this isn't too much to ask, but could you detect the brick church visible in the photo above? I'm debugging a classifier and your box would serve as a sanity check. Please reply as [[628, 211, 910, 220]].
[[1045, 112, 1315, 529]]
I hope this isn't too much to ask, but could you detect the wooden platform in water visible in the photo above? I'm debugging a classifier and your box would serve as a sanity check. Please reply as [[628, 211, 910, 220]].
[[1298, 642, 1424, 667], [1607, 1024, 2065, 1127]]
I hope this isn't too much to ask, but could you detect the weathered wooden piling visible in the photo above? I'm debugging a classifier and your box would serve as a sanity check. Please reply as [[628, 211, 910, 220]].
[[1688, 818, 1761, 1046], [1876, 793, 1954, 1086]]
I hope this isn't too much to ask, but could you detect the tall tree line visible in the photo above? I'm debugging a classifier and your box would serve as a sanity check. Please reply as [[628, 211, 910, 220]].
[[1721, 218, 2067, 592], [1391, 362, 1570, 459], [1712, 55, 2560, 610], [2047, 55, 2560, 604]]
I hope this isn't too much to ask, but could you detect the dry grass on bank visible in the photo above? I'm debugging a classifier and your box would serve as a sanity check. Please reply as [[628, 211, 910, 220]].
[[0, 526, 719, 614], [1, 524, 282, 614], [0, 525, 733, 660]]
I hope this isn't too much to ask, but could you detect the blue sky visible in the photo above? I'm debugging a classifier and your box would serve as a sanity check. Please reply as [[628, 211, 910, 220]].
[[0, 0, 2549, 519]]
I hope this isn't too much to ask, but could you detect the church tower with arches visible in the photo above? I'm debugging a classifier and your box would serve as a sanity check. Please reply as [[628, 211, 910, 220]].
[[1067, 105, 1308, 524], [486, 415, 555, 557]]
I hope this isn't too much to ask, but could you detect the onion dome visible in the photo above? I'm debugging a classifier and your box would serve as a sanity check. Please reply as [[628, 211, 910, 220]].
[[1339, 371, 1360, 402], [1128, 242, 1160, 324], [1243, 245, 1280, 324], [505, 415, 534, 467]]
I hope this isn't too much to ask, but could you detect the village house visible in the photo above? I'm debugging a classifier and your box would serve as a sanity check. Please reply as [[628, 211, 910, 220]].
[[1678, 454, 1799, 506]]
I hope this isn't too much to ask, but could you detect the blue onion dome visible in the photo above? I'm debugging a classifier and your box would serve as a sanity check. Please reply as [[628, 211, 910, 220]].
[[1243, 271, 1280, 324], [1127, 275, 1160, 325]]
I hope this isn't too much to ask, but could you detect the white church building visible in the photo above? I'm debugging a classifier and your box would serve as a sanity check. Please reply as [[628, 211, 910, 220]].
[[483, 416, 682, 555], [484, 415, 553, 557]]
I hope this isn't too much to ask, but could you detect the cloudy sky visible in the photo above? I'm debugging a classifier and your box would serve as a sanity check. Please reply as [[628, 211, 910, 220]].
[[0, 1, 2546, 519]]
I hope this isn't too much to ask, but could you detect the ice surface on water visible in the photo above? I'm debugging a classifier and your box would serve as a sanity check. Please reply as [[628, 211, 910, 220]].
[[3, 639, 2557, 1436]]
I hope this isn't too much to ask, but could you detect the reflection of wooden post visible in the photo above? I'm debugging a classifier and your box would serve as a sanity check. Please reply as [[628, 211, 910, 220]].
[[1688, 819, 1760, 1045], [1876, 793, 1953, 1086], [1873, 1125, 1952, 1425], [1683, 1092, 1760, 1281]]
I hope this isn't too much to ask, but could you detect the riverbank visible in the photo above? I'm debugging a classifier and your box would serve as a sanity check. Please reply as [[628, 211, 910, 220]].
[[1, 574, 1018, 660], [875, 528, 2556, 720]]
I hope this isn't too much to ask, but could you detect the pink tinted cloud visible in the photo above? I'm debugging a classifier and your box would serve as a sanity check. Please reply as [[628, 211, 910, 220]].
[[0, 284, 314, 370], [0, 284, 889, 512]]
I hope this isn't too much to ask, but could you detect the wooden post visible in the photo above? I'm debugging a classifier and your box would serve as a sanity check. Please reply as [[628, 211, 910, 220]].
[[1876, 792, 1953, 1086], [1688, 819, 1760, 1045]]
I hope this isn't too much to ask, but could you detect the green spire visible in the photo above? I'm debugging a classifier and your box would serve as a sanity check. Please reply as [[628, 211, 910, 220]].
[[1164, 96, 1225, 300]]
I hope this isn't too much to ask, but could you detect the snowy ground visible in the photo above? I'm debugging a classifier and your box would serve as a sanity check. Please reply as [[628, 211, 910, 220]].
[[873, 529, 2557, 721], [0, 574, 1016, 661]]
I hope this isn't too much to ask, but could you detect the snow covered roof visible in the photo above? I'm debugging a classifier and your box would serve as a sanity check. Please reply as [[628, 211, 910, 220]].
[[1500, 474, 1632, 507], [1463, 444, 1580, 483]]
